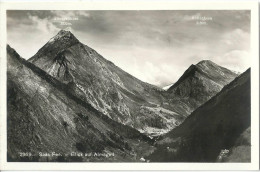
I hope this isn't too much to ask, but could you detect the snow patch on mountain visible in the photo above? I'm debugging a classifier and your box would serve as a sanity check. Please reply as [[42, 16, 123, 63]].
[[48, 29, 74, 44], [139, 127, 171, 138], [163, 84, 174, 90]]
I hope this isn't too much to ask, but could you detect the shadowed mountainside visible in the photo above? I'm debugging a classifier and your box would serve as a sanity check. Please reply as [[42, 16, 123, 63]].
[[147, 68, 251, 162]]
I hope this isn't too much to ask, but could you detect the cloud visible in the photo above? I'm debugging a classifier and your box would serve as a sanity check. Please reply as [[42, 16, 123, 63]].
[[7, 10, 251, 87], [130, 62, 176, 87], [51, 11, 90, 19], [77, 11, 90, 18], [95, 44, 186, 87], [220, 28, 250, 51], [28, 14, 59, 34], [215, 50, 251, 72]]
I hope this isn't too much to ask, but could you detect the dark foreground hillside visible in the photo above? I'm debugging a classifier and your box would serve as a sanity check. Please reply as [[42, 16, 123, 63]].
[[148, 69, 251, 162], [7, 45, 154, 162]]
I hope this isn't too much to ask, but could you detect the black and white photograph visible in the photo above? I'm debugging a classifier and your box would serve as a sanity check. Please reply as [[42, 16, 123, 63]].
[[0, 1, 259, 171]]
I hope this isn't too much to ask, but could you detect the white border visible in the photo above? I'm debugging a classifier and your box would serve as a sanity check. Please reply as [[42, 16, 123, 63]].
[[0, 1, 259, 170]]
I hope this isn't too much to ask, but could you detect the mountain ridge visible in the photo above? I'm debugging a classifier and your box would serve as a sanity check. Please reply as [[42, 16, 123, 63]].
[[7, 44, 155, 162], [29, 30, 162, 91], [26, 30, 184, 136], [148, 68, 251, 162], [164, 58, 238, 116], [168, 59, 238, 93], [28, 30, 79, 63]]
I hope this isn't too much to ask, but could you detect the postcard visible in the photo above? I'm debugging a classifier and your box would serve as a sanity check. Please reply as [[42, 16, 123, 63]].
[[0, 1, 259, 170]]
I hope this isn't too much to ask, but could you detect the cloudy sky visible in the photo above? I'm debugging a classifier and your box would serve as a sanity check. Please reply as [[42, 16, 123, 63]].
[[7, 10, 250, 87]]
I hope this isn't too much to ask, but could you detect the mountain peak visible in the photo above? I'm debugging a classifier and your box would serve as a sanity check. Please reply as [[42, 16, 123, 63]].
[[7, 44, 22, 61], [28, 29, 80, 63], [48, 29, 79, 44], [58, 29, 72, 35], [195, 60, 221, 72], [167, 64, 199, 92], [167, 60, 238, 94], [196, 60, 215, 66]]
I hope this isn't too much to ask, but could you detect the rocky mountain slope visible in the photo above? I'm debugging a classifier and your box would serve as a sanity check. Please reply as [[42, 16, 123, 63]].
[[28, 30, 181, 136], [147, 69, 251, 162], [27, 30, 238, 136], [7, 45, 154, 162], [164, 60, 238, 117]]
